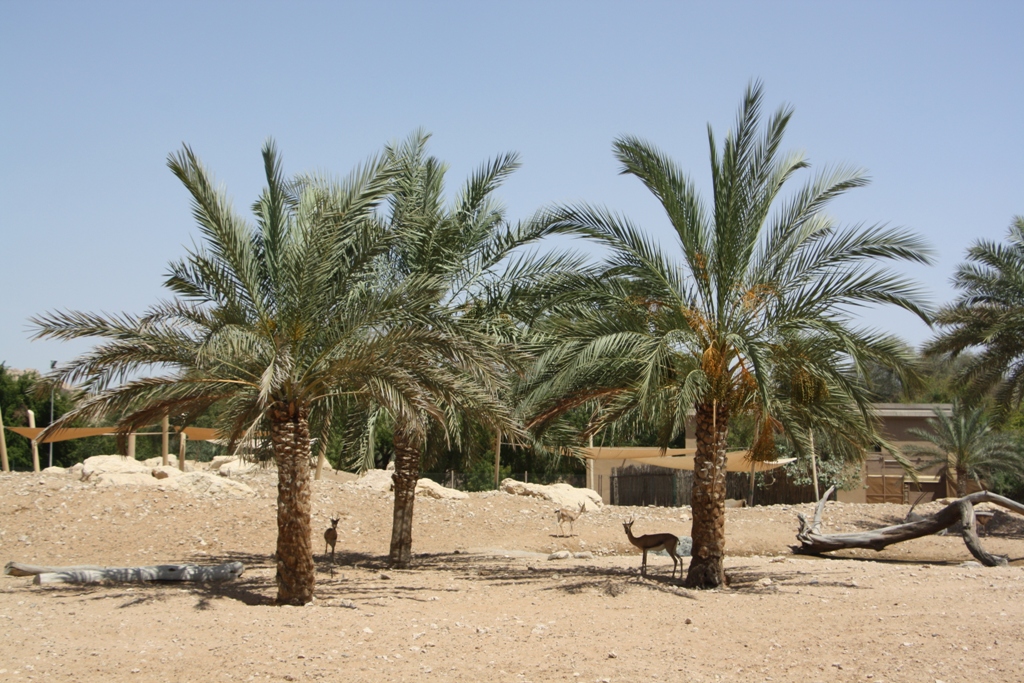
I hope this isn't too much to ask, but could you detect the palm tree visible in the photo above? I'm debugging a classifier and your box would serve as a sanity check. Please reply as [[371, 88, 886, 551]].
[[379, 131, 581, 567], [926, 216, 1024, 409], [31, 141, 478, 604], [524, 83, 933, 588], [907, 401, 1024, 497]]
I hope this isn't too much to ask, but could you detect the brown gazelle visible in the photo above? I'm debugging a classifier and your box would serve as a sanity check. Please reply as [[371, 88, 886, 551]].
[[556, 501, 586, 536], [622, 517, 681, 579], [324, 517, 339, 562]]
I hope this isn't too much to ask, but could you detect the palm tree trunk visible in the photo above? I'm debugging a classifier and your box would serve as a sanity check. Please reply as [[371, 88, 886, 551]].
[[389, 424, 421, 568], [956, 465, 968, 498], [684, 400, 730, 589], [270, 402, 315, 605]]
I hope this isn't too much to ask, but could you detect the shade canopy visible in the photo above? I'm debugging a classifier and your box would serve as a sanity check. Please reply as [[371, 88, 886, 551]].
[[581, 446, 794, 472], [5, 425, 222, 444]]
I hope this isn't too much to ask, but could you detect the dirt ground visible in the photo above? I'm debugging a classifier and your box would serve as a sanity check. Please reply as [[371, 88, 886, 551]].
[[2, 466, 1023, 683]]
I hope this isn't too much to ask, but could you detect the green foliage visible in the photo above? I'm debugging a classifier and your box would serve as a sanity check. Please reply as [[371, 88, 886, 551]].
[[464, 457, 510, 492]]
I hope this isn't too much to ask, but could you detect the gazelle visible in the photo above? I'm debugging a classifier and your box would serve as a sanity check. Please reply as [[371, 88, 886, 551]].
[[622, 517, 681, 579], [324, 517, 340, 562], [556, 501, 586, 536]]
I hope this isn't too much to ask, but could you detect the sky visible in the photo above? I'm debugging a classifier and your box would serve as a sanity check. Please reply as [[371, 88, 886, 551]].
[[2, 1, 1022, 374]]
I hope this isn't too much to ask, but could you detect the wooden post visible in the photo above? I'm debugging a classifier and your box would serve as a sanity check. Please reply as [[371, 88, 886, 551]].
[[127, 433, 136, 459], [809, 430, 820, 502], [493, 429, 501, 490], [27, 410, 40, 472], [748, 458, 756, 507], [0, 407, 9, 472], [178, 431, 187, 471], [161, 416, 169, 467], [587, 433, 594, 491]]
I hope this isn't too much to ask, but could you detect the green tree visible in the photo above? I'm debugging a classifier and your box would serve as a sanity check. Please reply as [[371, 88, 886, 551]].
[[907, 401, 1024, 497], [379, 132, 576, 567], [31, 141, 472, 604], [926, 216, 1024, 409], [524, 83, 932, 588]]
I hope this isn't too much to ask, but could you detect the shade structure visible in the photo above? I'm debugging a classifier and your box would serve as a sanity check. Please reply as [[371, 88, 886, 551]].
[[581, 446, 794, 472], [5, 426, 223, 444]]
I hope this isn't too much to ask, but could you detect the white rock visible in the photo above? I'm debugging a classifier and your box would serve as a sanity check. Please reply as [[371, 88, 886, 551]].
[[68, 463, 84, 477], [573, 551, 594, 559], [82, 455, 153, 480], [548, 550, 571, 560], [499, 479, 603, 510], [219, 459, 257, 477], [95, 472, 163, 487], [356, 469, 394, 492], [42, 466, 66, 474], [141, 457, 196, 472], [172, 472, 256, 498], [415, 478, 469, 500], [209, 455, 238, 470], [151, 466, 184, 479]]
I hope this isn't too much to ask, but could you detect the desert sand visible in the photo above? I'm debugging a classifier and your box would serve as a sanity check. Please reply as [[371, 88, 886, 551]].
[[2, 465, 1023, 683]]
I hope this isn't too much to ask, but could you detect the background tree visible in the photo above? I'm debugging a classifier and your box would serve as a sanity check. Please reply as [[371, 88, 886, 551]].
[[524, 83, 932, 588], [906, 401, 1024, 497], [926, 216, 1024, 409], [30, 140, 444, 604]]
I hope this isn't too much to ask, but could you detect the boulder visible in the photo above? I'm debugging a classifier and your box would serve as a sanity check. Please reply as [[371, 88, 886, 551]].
[[209, 455, 238, 470], [151, 465, 184, 479], [68, 463, 84, 478], [95, 472, 163, 488], [355, 469, 394, 492], [219, 459, 257, 477], [141, 457, 196, 472], [499, 479, 603, 511], [171, 472, 256, 498], [548, 550, 571, 560], [81, 455, 152, 481], [42, 466, 66, 474], [415, 478, 468, 500]]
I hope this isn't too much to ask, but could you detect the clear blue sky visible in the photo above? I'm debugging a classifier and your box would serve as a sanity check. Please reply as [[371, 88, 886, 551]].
[[2, 1, 1021, 373]]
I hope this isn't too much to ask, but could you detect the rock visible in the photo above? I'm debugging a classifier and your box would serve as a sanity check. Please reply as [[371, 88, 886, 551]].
[[724, 499, 746, 508], [548, 550, 571, 560], [959, 561, 982, 568], [415, 478, 468, 500], [209, 455, 238, 470], [355, 469, 394, 492], [95, 472, 163, 488], [82, 455, 153, 480], [677, 536, 693, 557], [573, 551, 594, 559], [42, 466, 66, 474], [151, 466, 184, 479], [172, 472, 256, 498], [219, 459, 257, 477], [499, 479, 603, 511], [68, 463, 84, 477], [141, 457, 196, 472]]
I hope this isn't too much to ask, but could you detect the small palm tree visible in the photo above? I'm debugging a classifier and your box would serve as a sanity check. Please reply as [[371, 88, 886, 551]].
[[926, 216, 1024, 409], [524, 83, 933, 588], [31, 141, 468, 604], [907, 401, 1024, 497], [379, 131, 581, 567]]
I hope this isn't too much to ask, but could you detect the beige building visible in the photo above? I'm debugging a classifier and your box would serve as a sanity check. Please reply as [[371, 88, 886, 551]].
[[586, 403, 954, 506]]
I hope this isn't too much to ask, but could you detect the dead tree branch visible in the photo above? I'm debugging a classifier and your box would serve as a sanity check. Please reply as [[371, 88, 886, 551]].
[[795, 491, 1024, 567]]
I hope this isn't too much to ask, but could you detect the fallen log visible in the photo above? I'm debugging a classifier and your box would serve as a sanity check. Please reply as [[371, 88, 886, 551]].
[[5, 561, 244, 585], [795, 490, 1024, 567]]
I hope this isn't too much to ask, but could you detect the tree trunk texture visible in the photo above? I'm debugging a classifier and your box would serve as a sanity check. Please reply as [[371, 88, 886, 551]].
[[5, 561, 244, 585], [795, 489, 1024, 566], [270, 403, 315, 605], [389, 424, 421, 568], [955, 466, 968, 498], [684, 400, 730, 589]]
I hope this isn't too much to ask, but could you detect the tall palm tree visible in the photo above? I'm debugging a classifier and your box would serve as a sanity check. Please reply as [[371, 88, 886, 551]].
[[907, 401, 1024, 497], [379, 131, 581, 567], [926, 216, 1024, 409], [31, 141, 477, 604], [524, 83, 933, 588]]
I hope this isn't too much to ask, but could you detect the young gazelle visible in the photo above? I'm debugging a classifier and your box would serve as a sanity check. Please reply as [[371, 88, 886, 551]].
[[555, 501, 587, 536], [622, 517, 681, 579], [324, 517, 340, 562]]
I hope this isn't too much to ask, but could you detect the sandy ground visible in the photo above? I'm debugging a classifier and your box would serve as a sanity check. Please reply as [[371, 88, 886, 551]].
[[2, 466, 1023, 683]]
